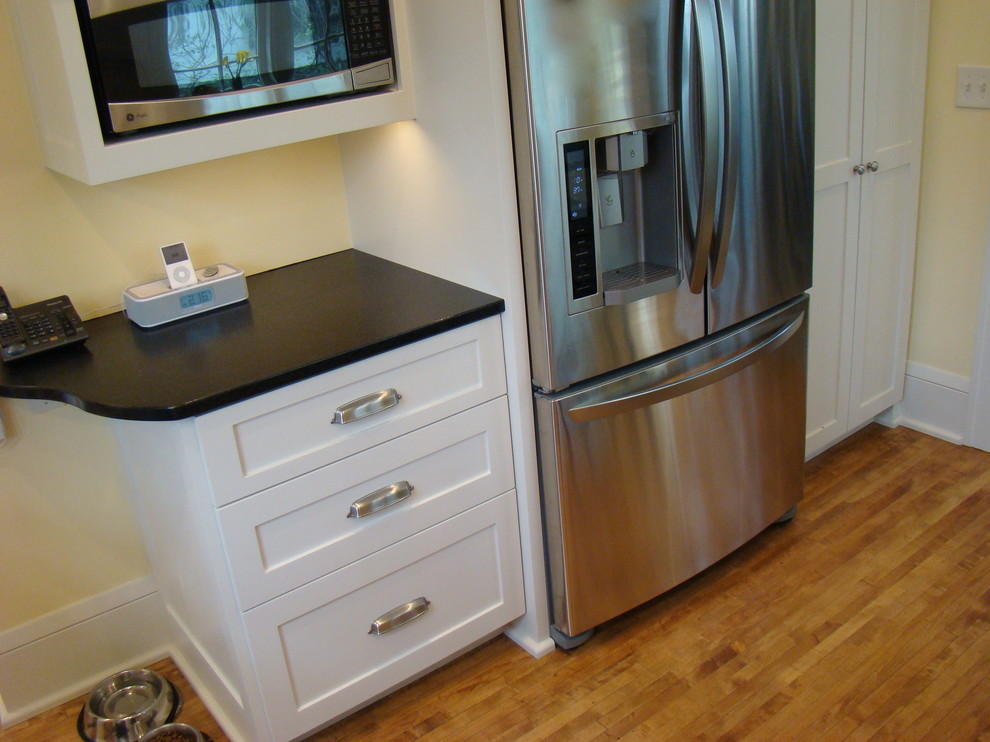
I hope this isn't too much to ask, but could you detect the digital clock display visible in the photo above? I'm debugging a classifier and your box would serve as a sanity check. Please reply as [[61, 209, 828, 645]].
[[180, 288, 214, 309]]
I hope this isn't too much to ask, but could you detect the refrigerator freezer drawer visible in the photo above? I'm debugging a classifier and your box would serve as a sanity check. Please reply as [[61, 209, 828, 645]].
[[537, 296, 808, 639]]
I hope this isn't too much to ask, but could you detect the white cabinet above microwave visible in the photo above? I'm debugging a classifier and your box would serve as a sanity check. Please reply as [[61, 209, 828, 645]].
[[6, 0, 415, 184]]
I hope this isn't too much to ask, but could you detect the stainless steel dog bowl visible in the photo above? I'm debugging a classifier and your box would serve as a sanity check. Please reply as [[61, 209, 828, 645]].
[[138, 723, 210, 741], [78, 669, 181, 742]]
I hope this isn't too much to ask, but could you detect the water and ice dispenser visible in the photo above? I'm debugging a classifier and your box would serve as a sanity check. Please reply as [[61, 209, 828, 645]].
[[558, 112, 682, 314]]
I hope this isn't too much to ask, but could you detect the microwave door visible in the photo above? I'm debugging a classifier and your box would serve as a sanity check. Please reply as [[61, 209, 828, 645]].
[[537, 297, 807, 640], [84, 0, 393, 135]]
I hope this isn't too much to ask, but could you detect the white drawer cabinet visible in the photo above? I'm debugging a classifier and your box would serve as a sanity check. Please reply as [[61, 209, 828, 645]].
[[116, 316, 523, 742], [219, 398, 515, 610], [197, 318, 508, 506], [245, 493, 523, 741]]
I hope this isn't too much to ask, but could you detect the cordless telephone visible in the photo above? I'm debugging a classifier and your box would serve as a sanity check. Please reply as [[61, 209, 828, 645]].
[[0, 286, 88, 362]]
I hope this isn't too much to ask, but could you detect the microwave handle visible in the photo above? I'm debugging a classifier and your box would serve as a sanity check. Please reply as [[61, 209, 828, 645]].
[[87, 1, 169, 20]]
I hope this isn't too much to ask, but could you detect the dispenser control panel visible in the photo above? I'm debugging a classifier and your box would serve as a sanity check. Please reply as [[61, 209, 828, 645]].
[[558, 112, 681, 315], [562, 141, 598, 301]]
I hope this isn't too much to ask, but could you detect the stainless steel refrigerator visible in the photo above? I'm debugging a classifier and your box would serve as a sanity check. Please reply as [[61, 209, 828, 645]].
[[503, 0, 814, 647]]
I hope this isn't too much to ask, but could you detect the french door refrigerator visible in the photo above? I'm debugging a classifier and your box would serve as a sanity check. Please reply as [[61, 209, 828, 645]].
[[503, 0, 814, 646]]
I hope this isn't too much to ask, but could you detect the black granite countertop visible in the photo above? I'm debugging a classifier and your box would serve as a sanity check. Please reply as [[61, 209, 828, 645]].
[[0, 250, 504, 421]]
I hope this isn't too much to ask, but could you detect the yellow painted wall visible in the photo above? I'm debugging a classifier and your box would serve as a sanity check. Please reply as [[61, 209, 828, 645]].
[[909, 0, 990, 377], [0, 6, 351, 630]]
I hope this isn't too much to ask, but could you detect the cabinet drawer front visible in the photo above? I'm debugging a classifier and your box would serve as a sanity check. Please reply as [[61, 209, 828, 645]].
[[219, 399, 514, 609], [243, 492, 524, 742], [197, 317, 506, 506]]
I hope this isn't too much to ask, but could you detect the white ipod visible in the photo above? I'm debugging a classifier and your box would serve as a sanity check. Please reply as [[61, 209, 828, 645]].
[[160, 242, 198, 289]]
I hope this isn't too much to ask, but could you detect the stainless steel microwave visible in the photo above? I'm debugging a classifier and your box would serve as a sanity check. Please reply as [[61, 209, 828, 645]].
[[75, 0, 396, 137]]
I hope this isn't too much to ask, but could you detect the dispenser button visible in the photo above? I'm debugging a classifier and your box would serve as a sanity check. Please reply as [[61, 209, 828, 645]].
[[619, 131, 647, 169], [597, 173, 623, 227]]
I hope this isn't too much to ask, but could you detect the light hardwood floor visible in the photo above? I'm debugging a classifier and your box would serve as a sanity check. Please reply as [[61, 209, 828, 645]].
[[4, 423, 990, 741]]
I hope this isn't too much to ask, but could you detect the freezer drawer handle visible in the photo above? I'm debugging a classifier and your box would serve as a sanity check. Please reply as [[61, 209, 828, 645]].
[[347, 481, 415, 519], [331, 388, 402, 424], [369, 597, 431, 635], [568, 311, 804, 423]]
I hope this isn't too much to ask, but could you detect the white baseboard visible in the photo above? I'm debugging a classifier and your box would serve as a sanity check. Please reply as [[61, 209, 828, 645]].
[[0, 576, 157, 655], [504, 623, 556, 659], [0, 579, 170, 727], [887, 362, 971, 445]]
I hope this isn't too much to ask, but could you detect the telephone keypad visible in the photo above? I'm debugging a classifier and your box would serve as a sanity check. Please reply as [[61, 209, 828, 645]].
[[0, 287, 88, 363]]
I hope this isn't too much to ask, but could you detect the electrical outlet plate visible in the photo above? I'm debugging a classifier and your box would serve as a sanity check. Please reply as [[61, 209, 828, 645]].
[[956, 66, 990, 109]]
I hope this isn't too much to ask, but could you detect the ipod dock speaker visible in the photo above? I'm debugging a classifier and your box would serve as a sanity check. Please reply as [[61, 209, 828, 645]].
[[123, 263, 248, 328]]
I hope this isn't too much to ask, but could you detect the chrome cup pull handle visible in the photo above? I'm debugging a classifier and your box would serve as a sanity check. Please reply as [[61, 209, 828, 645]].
[[332, 388, 402, 424], [369, 597, 431, 635], [347, 481, 414, 519]]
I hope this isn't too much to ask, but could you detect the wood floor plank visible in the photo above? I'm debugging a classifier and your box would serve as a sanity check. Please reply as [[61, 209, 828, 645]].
[[920, 674, 990, 742], [864, 626, 990, 742]]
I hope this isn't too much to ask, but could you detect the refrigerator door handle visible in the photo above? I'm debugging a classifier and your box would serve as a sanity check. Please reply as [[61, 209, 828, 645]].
[[684, 0, 722, 294], [568, 310, 805, 423], [710, 0, 739, 288]]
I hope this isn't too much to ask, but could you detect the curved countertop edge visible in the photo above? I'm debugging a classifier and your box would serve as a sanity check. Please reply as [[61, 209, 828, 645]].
[[0, 307, 504, 421], [0, 251, 506, 421]]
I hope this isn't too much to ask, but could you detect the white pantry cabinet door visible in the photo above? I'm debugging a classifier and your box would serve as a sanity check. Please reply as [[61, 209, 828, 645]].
[[806, 0, 929, 457], [847, 0, 929, 426], [807, 0, 867, 456]]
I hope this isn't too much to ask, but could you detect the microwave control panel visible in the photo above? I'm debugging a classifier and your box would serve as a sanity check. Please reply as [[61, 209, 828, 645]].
[[344, 0, 393, 65]]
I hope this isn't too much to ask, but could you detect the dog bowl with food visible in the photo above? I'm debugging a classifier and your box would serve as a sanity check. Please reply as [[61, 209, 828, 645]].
[[138, 722, 212, 741]]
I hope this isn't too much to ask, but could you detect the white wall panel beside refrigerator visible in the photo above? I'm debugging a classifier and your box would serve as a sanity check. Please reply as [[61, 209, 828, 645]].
[[338, 0, 554, 658], [806, 0, 930, 458]]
